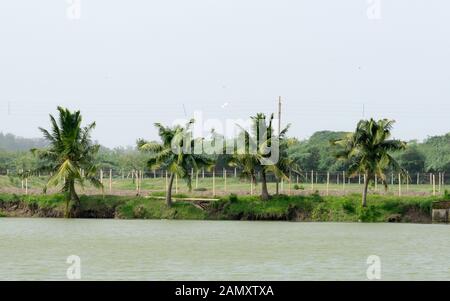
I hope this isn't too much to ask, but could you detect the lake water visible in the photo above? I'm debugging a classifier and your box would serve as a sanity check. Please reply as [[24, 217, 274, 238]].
[[0, 218, 449, 280]]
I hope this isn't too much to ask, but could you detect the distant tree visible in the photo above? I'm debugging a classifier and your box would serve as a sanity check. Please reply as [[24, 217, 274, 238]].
[[397, 145, 426, 174], [332, 119, 406, 207], [32, 107, 102, 218]]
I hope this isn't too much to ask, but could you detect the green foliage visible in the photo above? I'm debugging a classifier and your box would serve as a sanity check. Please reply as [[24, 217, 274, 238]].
[[228, 193, 238, 203], [0, 193, 440, 222], [357, 205, 381, 222]]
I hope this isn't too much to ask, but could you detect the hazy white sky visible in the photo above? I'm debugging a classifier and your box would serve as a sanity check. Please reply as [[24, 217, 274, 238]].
[[0, 0, 449, 147]]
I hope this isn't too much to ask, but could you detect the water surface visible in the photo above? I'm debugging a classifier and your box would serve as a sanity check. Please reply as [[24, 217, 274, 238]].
[[1, 218, 449, 280]]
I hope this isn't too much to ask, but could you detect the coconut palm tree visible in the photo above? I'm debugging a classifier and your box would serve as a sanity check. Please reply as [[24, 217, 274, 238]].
[[332, 118, 406, 207], [137, 120, 211, 207], [231, 113, 298, 201], [32, 107, 102, 217]]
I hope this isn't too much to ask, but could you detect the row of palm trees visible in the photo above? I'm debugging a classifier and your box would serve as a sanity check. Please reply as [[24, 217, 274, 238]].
[[33, 107, 406, 217]]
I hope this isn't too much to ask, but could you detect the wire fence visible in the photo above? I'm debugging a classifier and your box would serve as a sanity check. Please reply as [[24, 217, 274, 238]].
[[0, 167, 447, 197]]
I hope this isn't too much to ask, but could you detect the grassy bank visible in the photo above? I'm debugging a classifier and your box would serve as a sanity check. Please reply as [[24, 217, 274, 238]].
[[0, 192, 444, 223]]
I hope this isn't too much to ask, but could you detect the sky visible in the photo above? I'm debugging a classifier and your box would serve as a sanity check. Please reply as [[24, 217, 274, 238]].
[[0, 0, 449, 148]]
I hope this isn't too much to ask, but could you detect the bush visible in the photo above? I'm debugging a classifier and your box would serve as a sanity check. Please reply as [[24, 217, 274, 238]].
[[342, 199, 356, 214], [358, 205, 381, 222], [229, 193, 238, 203]]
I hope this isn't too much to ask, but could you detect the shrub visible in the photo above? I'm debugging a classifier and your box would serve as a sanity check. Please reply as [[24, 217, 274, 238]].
[[342, 199, 356, 214], [229, 193, 238, 203], [357, 205, 381, 222]]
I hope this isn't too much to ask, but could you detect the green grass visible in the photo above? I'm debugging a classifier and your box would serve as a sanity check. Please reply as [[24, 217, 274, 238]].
[[210, 193, 439, 222]]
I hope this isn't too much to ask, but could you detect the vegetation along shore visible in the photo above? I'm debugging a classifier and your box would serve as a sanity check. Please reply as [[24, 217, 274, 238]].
[[0, 192, 445, 223]]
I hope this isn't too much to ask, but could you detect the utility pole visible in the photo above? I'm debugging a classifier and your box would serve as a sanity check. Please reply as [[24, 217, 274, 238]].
[[276, 96, 281, 195]]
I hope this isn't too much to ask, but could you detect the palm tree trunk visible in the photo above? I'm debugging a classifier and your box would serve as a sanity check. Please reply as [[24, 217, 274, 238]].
[[362, 173, 370, 207], [166, 173, 175, 207], [69, 180, 81, 217], [261, 171, 270, 201]]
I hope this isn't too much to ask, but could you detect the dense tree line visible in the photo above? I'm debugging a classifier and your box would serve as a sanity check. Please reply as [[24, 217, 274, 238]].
[[1, 131, 449, 176]]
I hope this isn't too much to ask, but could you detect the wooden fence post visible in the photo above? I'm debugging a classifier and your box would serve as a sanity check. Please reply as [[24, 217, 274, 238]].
[[326, 172, 330, 196], [224, 168, 227, 192], [398, 173, 402, 196], [212, 169, 215, 196], [195, 170, 199, 189], [438, 172, 441, 193], [311, 170, 314, 191], [343, 171, 345, 191], [288, 171, 291, 195], [375, 175, 378, 191], [109, 169, 112, 193], [433, 174, 436, 196]]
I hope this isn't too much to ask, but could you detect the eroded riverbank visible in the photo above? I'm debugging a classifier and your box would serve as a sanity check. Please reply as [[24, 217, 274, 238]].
[[0, 193, 441, 223]]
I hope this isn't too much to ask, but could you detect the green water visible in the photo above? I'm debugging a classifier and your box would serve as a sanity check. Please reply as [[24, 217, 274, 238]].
[[0, 218, 449, 280]]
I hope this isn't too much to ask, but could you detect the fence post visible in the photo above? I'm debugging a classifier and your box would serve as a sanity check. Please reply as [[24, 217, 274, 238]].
[[375, 174, 378, 191], [311, 170, 314, 191], [343, 171, 345, 191], [224, 168, 227, 192], [438, 172, 441, 193], [25, 177, 28, 195], [250, 177, 253, 195], [135, 170, 139, 193], [288, 171, 291, 195], [195, 170, 199, 189], [398, 173, 402, 196], [139, 170, 142, 195], [212, 169, 215, 196], [100, 169, 103, 184], [433, 174, 436, 196], [417, 173, 419, 185], [326, 172, 330, 196], [234, 168, 237, 178], [202, 168, 205, 179], [109, 169, 112, 193]]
